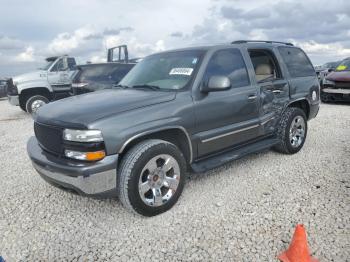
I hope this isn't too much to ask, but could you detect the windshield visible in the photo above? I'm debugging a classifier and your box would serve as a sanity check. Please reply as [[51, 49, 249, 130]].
[[119, 50, 205, 90], [336, 60, 350, 71], [39, 60, 55, 71]]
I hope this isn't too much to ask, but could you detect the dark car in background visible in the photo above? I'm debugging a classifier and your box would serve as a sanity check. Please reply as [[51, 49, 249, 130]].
[[0, 78, 8, 98], [315, 61, 340, 85], [321, 57, 350, 102], [71, 62, 135, 95]]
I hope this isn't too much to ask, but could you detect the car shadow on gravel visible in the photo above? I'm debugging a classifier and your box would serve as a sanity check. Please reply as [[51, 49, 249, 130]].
[[187, 149, 272, 182], [0, 111, 28, 121], [42, 149, 273, 218]]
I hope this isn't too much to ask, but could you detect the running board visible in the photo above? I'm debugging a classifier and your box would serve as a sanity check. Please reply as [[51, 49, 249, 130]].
[[191, 138, 279, 173]]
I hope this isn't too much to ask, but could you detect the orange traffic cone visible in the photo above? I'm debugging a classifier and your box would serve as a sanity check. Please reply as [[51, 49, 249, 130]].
[[278, 224, 319, 262]]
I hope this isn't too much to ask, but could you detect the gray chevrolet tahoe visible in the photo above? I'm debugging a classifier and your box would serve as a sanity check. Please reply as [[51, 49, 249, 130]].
[[27, 40, 320, 216]]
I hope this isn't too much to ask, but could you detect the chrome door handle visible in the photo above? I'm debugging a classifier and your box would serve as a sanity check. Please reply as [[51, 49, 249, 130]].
[[272, 89, 283, 94], [248, 95, 257, 100]]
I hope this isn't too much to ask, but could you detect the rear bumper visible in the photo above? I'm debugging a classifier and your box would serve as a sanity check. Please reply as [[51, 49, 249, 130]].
[[27, 136, 118, 197], [8, 95, 19, 106]]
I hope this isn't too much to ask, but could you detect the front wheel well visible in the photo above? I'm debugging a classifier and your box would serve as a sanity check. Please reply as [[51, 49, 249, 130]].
[[119, 128, 192, 166], [288, 100, 310, 119], [20, 88, 52, 101]]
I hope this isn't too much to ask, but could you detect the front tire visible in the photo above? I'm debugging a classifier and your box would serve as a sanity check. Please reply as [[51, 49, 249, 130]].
[[274, 107, 307, 154], [25, 95, 49, 114], [118, 139, 186, 216]]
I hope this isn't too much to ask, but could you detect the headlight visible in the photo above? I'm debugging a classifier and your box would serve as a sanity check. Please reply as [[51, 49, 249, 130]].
[[63, 129, 103, 142], [323, 79, 335, 86], [65, 149, 106, 161]]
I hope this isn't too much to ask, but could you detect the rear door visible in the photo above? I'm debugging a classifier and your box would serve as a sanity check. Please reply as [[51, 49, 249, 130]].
[[247, 48, 290, 136], [193, 48, 260, 157]]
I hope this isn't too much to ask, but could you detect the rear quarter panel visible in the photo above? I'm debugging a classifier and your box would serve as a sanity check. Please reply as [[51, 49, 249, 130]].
[[275, 47, 320, 109]]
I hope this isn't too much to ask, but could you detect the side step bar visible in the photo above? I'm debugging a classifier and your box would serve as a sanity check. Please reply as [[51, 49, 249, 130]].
[[191, 138, 279, 173]]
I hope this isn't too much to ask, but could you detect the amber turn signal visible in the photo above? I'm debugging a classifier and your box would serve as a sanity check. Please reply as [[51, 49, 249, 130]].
[[85, 150, 106, 161], [64, 149, 106, 161]]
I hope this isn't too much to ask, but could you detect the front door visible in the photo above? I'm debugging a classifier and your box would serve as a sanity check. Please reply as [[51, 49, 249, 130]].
[[193, 48, 260, 157], [48, 58, 72, 92]]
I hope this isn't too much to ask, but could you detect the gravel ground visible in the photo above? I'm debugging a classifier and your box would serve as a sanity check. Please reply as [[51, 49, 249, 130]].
[[0, 98, 349, 261]]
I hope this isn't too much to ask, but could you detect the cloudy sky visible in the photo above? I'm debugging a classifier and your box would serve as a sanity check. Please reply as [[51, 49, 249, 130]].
[[0, 0, 350, 77]]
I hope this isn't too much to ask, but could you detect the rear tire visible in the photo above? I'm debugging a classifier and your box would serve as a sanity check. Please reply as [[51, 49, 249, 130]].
[[273, 107, 307, 154], [118, 139, 186, 216], [25, 95, 49, 114]]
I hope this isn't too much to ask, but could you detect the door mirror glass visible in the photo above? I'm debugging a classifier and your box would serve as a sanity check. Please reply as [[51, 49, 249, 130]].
[[201, 75, 231, 93]]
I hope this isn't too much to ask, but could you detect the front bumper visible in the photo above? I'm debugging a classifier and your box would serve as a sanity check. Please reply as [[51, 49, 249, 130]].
[[8, 95, 19, 106], [27, 136, 118, 197]]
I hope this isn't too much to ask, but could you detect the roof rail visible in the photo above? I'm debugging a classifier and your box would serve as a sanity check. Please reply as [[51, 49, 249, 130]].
[[232, 40, 294, 46]]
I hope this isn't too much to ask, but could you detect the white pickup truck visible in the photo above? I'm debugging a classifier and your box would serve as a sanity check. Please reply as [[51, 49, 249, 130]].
[[7, 55, 76, 114]]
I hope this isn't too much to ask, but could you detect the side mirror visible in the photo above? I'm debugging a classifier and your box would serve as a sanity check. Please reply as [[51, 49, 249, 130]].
[[328, 68, 334, 73], [201, 75, 231, 93]]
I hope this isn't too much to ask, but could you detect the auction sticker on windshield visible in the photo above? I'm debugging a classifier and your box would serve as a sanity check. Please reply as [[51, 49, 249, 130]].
[[169, 68, 193, 76]]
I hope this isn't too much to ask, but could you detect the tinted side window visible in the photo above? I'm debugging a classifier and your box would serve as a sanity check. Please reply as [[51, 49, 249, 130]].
[[111, 65, 134, 83], [278, 47, 315, 77], [67, 58, 76, 70], [79, 65, 114, 82], [79, 64, 133, 83], [204, 49, 250, 88]]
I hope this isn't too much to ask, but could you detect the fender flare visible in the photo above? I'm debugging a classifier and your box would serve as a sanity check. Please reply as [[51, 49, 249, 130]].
[[118, 126, 193, 163]]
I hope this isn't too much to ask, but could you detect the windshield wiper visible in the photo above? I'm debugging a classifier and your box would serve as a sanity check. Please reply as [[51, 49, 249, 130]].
[[132, 84, 160, 91], [113, 84, 130, 89]]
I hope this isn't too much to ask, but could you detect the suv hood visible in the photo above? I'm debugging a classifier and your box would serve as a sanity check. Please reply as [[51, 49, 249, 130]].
[[13, 70, 47, 84], [35, 89, 176, 127], [326, 71, 350, 82]]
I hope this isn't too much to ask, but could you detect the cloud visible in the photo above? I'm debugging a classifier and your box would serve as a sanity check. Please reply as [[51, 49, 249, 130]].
[[188, 0, 350, 64], [14, 46, 35, 62], [0, 36, 24, 50], [296, 40, 350, 61], [47, 26, 102, 55], [170, 32, 183, 38], [103, 27, 134, 35], [1, 0, 350, 76]]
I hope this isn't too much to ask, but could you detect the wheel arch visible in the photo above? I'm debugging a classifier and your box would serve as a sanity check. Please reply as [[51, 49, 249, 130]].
[[287, 98, 310, 120], [20, 87, 53, 100], [118, 127, 193, 164]]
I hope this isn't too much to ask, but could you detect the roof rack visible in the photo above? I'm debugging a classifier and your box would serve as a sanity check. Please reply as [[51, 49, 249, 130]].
[[232, 40, 294, 46]]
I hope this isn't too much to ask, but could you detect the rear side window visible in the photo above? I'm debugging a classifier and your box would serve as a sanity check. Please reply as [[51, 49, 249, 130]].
[[112, 65, 134, 83], [78, 64, 133, 83], [67, 58, 76, 70], [278, 47, 315, 77], [204, 48, 250, 88]]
